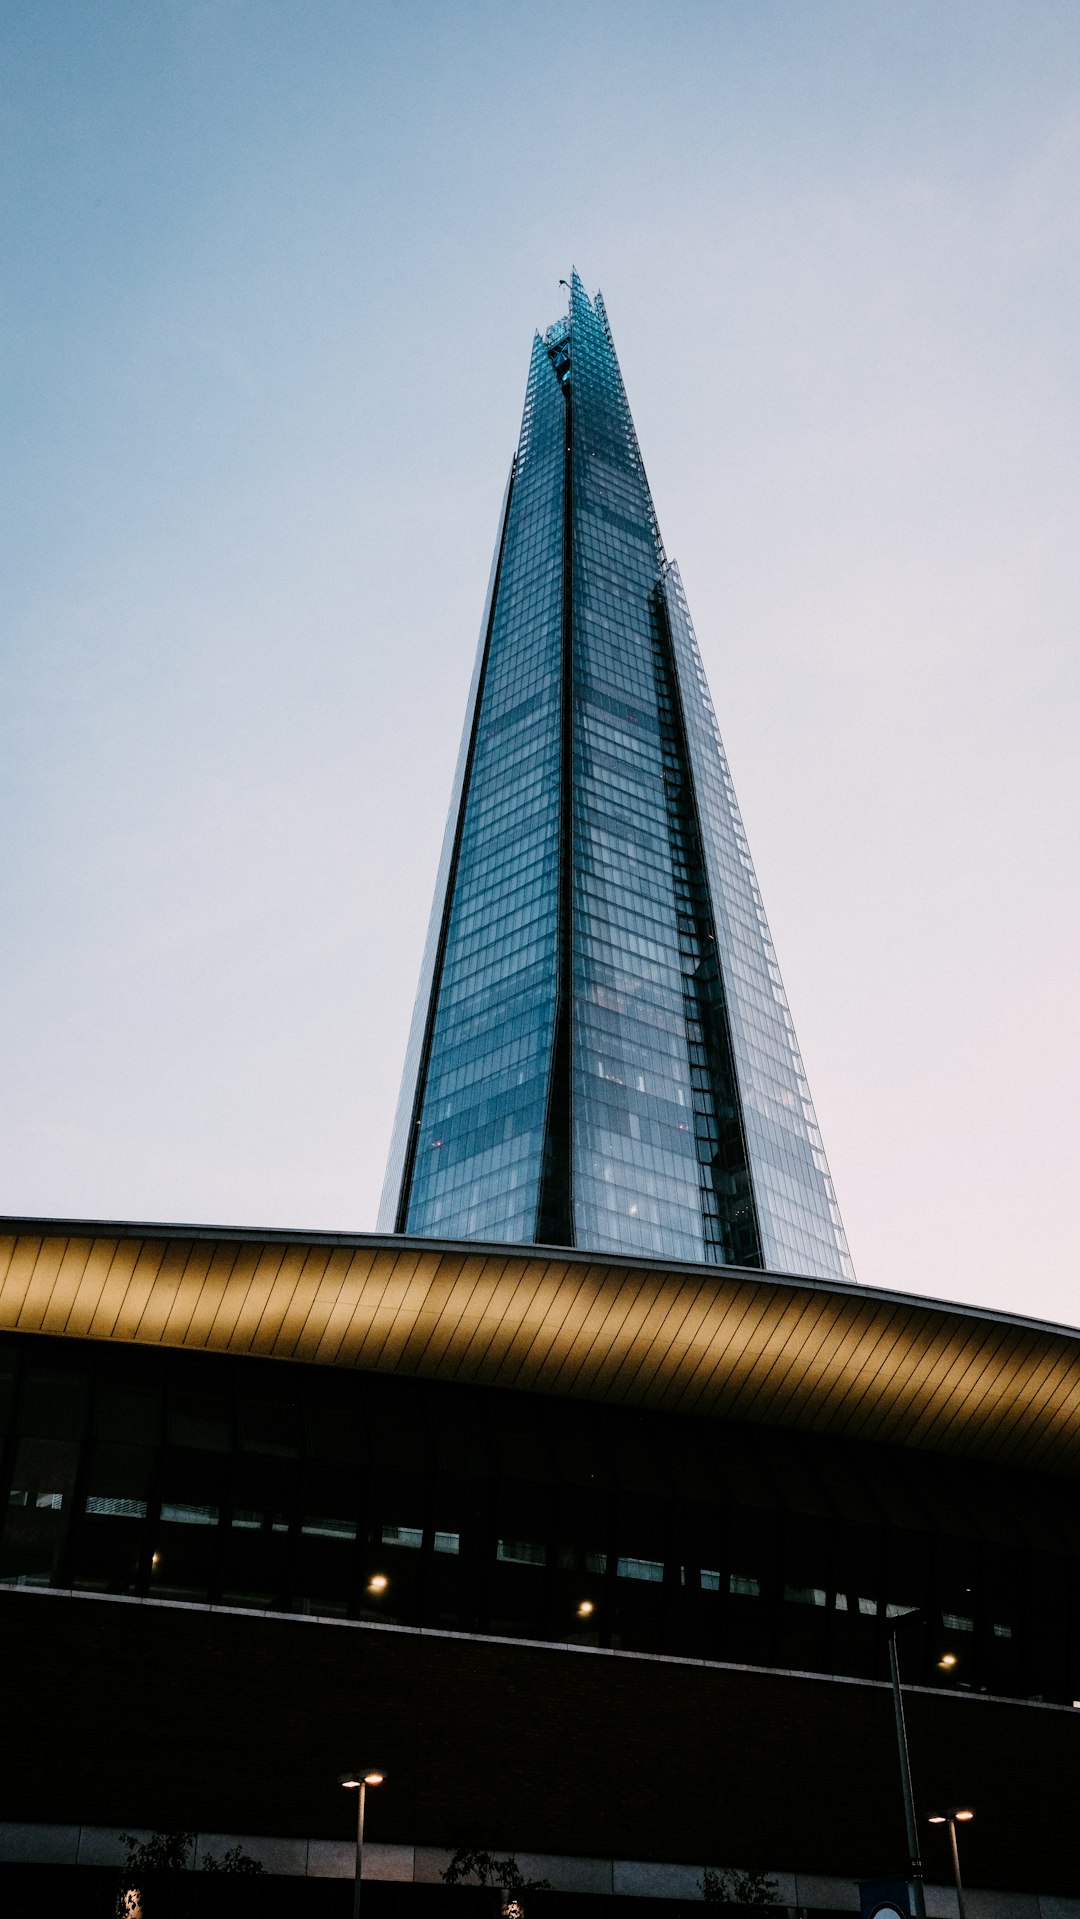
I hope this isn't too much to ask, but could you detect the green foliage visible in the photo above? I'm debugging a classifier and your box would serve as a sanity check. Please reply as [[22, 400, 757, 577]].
[[441, 1847, 551, 1895], [700, 1865, 781, 1908]]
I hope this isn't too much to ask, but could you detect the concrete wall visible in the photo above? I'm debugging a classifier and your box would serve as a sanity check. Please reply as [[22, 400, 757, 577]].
[[4, 1589, 1078, 1898], [1, 1826, 1076, 1919]]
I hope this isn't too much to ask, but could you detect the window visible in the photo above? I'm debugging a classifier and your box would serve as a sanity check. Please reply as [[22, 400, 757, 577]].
[[617, 1556, 664, 1583], [561, 1546, 607, 1573], [159, 1503, 217, 1527], [169, 1393, 229, 1453], [85, 1496, 146, 1519], [381, 1524, 422, 1550], [730, 1572, 760, 1597], [497, 1538, 546, 1566]]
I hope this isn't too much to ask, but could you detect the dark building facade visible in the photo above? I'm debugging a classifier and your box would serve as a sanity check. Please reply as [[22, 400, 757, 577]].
[[3, 1317, 1079, 1703], [2, 1221, 1080, 1912], [381, 276, 852, 1285]]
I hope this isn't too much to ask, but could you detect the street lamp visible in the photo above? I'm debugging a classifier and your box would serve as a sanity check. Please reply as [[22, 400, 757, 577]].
[[886, 1611, 926, 1919], [929, 1809, 974, 1919], [887, 1610, 957, 1919], [339, 1768, 385, 1919]]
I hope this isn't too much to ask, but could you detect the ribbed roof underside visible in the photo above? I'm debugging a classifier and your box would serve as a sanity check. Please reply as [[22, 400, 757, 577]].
[[1, 1220, 1078, 1476]]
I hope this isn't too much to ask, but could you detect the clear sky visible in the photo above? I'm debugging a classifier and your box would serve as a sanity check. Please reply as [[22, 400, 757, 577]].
[[2, 1, 1077, 1325]]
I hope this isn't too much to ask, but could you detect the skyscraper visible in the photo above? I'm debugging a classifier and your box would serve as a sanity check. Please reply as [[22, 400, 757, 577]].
[[381, 274, 852, 1283], [8, 298, 1080, 1919]]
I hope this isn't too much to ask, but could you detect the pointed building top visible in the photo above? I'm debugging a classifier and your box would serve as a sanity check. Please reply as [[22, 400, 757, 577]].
[[381, 287, 853, 1284]]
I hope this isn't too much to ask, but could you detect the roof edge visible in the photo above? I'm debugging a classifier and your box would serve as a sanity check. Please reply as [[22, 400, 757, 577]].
[[0, 1213, 1076, 1347]]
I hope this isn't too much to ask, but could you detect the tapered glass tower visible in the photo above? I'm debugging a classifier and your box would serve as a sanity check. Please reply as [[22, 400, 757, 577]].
[[380, 275, 853, 1282]]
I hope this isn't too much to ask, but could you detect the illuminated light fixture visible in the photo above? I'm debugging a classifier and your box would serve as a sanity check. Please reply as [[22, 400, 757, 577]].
[[938, 1652, 957, 1669], [340, 1767, 385, 1919], [577, 1599, 595, 1617], [928, 1807, 975, 1919], [502, 1902, 525, 1919], [151, 1552, 161, 1569], [367, 1573, 389, 1594]]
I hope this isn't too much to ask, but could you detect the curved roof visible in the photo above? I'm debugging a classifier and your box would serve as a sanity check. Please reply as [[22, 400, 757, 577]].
[[2, 1217, 1079, 1476]]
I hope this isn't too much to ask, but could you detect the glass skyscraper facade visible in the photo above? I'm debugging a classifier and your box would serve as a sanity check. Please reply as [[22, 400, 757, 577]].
[[381, 275, 853, 1283]]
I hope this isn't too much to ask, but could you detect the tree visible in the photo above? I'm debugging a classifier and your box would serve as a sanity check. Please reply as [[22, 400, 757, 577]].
[[700, 1865, 781, 1908], [442, 1847, 551, 1897], [200, 1846, 267, 1875], [116, 1830, 264, 1918]]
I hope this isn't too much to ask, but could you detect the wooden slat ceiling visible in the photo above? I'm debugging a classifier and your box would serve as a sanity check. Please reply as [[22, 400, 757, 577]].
[[2, 1218, 1079, 1475]]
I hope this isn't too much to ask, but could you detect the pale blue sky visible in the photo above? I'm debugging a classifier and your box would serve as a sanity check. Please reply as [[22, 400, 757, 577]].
[[2, 1, 1078, 1321]]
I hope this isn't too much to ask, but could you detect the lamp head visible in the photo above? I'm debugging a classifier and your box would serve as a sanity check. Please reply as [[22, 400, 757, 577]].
[[339, 1769, 385, 1789]]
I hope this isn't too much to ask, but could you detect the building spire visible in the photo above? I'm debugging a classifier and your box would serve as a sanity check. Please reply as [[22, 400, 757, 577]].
[[381, 284, 853, 1282]]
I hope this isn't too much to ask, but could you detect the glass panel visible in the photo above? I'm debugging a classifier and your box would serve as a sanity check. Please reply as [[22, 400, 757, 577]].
[[497, 1538, 546, 1566], [20, 1366, 87, 1440], [661, 560, 854, 1281], [402, 330, 566, 1243], [152, 1452, 225, 1600], [617, 1555, 664, 1583], [0, 1437, 78, 1585]]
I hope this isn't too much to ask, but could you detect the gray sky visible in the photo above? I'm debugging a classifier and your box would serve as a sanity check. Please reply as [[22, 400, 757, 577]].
[[2, 1, 1077, 1325]]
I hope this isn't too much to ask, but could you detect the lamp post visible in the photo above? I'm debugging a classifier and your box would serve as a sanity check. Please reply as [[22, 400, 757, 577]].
[[887, 1609, 953, 1919], [929, 1809, 974, 1919], [339, 1768, 385, 1919]]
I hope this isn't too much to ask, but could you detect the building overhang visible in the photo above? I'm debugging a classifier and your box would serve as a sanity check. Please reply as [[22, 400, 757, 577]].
[[2, 1217, 1079, 1476]]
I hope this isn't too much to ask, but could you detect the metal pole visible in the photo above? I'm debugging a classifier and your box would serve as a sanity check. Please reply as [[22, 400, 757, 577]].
[[947, 1817, 967, 1919], [352, 1779, 367, 1919], [888, 1630, 927, 1919]]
